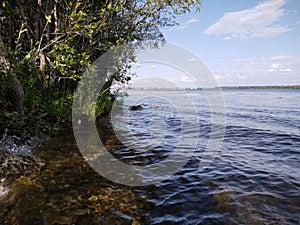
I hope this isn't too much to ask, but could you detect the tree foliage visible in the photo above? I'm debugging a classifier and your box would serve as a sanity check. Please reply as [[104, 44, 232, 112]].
[[0, 0, 201, 135]]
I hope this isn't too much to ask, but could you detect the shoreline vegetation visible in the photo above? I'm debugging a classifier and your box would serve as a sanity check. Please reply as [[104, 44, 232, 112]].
[[0, 0, 202, 140]]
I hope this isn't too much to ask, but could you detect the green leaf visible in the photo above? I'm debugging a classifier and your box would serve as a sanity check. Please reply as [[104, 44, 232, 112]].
[[45, 15, 52, 23]]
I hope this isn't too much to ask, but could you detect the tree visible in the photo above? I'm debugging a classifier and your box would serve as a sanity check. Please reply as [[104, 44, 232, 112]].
[[0, 0, 201, 132], [1, 0, 201, 85]]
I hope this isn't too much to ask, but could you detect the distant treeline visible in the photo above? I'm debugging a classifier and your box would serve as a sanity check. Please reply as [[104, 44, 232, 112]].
[[218, 85, 300, 90], [132, 85, 300, 92]]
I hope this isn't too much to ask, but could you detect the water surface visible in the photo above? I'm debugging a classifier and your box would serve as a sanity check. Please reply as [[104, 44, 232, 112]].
[[1, 89, 299, 224]]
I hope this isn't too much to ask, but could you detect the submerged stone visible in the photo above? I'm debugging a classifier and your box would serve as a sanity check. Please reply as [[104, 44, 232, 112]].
[[0, 147, 44, 184], [129, 105, 143, 110]]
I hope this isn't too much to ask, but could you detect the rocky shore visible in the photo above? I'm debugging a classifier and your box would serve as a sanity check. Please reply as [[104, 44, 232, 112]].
[[0, 147, 44, 185]]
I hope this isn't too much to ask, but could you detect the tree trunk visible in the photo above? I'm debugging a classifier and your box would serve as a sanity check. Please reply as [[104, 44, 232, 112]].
[[1, 35, 24, 111], [11, 78, 24, 110], [0, 35, 10, 74]]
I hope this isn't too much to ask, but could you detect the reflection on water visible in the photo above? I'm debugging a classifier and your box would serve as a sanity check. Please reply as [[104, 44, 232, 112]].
[[1, 89, 300, 224]]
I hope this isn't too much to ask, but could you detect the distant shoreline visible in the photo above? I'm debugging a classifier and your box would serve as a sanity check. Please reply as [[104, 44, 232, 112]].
[[129, 85, 300, 91], [218, 85, 300, 90]]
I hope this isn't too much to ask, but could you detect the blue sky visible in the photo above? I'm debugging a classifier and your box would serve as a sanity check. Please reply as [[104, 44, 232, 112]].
[[132, 0, 300, 87]]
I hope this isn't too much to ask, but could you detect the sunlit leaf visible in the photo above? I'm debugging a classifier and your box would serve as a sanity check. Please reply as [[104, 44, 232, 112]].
[[45, 15, 51, 23]]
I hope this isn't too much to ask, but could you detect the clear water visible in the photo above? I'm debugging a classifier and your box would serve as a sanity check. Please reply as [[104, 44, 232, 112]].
[[115, 89, 300, 224], [1, 89, 299, 224]]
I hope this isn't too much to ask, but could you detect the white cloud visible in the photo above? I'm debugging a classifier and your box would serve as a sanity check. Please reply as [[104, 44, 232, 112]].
[[269, 55, 294, 60], [187, 18, 199, 24], [223, 36, 231, 41], [212, 55, 300, 86], [188, 57, 197, 62], [148, 65, 156, 69], [174, 18, 199, 30], [268, 55, 297, 73], [180, 75, 194, 82], [203, 0, 290, 39], [280, 68, 292, 72], [271, 63, 281, 69]]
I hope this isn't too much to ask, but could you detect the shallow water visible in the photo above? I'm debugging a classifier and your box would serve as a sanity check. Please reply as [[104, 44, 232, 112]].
[[1, 89, 300, 224]]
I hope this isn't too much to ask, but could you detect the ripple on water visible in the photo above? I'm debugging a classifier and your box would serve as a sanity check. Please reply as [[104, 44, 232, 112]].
[[2, 90, 300, 224]]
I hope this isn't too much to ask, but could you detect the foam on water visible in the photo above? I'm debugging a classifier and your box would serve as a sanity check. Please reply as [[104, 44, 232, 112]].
[[0, 128, 45, 154], [0, 185, 9, 200]]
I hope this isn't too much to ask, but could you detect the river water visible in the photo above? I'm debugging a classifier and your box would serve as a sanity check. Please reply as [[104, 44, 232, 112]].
[[1, 89, 300, 224]]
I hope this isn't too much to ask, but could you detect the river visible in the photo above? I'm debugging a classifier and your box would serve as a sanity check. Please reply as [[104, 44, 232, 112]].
[[1, 88, 299, 224]]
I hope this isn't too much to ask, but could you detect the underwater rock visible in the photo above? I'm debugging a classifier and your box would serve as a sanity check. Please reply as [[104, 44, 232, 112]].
[[129, 105, 143, 110], [0, 147, 44, 184]]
